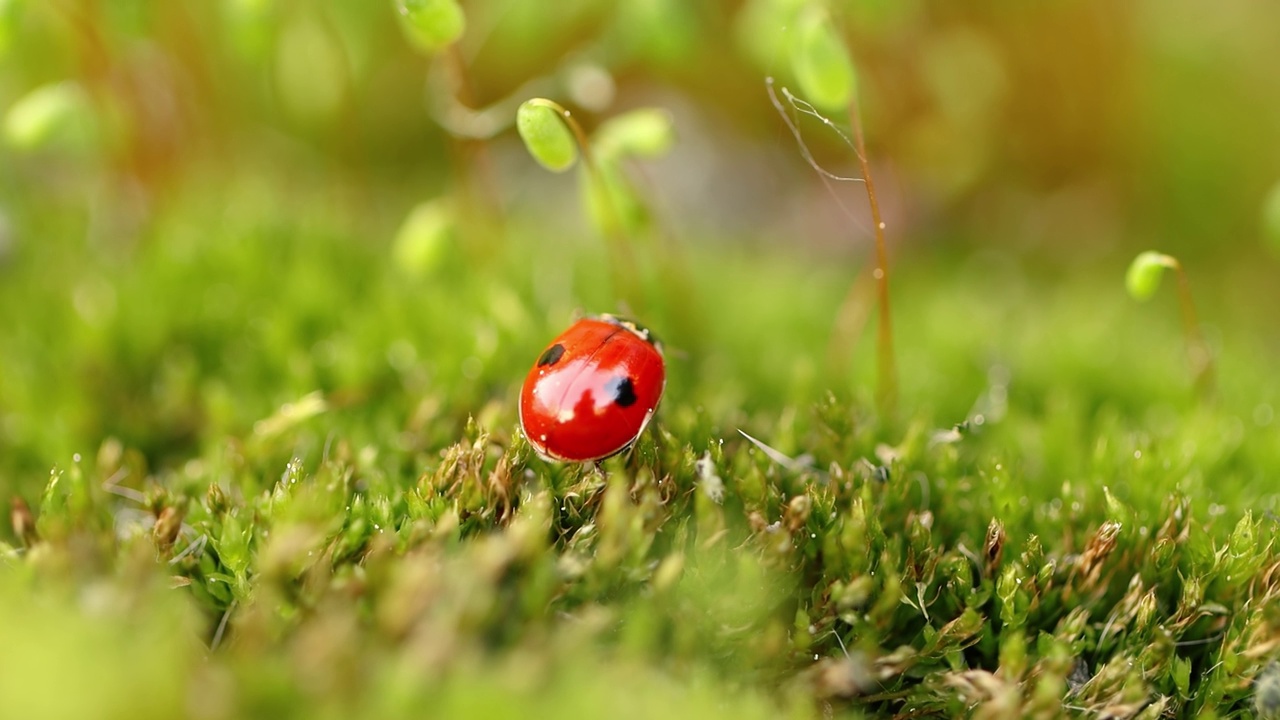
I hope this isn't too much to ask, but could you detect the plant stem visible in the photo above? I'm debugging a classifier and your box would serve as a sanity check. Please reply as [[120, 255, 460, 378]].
[[1170, 261, 1215, 398], [847, 97, 897, 415]]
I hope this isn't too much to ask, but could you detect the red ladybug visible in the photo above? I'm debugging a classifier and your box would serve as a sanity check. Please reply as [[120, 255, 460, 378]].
[[519, 315, 665, 462]]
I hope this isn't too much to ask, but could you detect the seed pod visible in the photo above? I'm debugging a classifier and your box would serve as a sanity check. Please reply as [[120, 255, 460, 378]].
[[593, 108, 675, 160], [1125, 251, 1177, 301], [790, 6, 856, 112], [516, 99, 579, 173], [394, 0, 465, 54]]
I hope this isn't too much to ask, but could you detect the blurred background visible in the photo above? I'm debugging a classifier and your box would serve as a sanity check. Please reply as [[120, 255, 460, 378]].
[[2, 0, 1280, 496], [5, 0, 1280, 255]]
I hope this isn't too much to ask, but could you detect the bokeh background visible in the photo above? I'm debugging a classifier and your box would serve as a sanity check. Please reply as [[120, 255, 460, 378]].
[[2, 0, 1280, 497]]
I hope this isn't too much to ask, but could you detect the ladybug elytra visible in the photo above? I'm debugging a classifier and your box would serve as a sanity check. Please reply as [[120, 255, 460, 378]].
[[519, 315, 666, 462]]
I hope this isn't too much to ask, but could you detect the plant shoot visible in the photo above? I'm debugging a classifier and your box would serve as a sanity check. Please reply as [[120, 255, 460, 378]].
[[1125, 251, 1215, 397]]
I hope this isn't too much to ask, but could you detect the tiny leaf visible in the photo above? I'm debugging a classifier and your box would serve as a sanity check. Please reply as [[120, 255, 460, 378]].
[[516, 99, 578, 173], [393, 198, 454, 276], [1125, 251, 1177, 301], [593, 108, 676, 161], [790, 5, 856, 112], [394, 0, 464, 54], [3, 81, 94, 151]]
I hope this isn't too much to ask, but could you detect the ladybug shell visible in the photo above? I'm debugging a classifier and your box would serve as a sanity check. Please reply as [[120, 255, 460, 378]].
[[519, 316, 665, 462]]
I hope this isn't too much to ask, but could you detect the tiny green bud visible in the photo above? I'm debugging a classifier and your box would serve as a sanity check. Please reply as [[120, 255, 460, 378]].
[[516, 99, 579, 173], [393, 198, 454, 276], [790, 5, 856, 112], [394, 0, 464, 54], [3, 81, 94, 151], [593, 108, 675, 160], [224, 0, 275, 62], [1263, 180, 1280, 256], [1125, 250, 1178, 301]]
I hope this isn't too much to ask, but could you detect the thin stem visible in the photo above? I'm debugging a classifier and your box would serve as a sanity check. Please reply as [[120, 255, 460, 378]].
[[847, 97, 897, 415], [1170, 262, 1215, 399]]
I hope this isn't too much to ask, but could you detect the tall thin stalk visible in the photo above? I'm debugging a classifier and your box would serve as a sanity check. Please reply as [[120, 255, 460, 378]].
[[847, 98, 897, 414]]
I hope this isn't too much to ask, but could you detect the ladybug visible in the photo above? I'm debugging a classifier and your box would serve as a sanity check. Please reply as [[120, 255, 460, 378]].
[[519, 315, 666, 462]]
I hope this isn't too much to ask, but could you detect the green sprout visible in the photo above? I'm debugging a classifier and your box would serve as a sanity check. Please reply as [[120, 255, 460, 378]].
[[585, 108, 675, 238], [393, 0, 465, 54], [1125, 251, 1215, 397], [515, 99, 674, 313], [783, 4, 895, 414]]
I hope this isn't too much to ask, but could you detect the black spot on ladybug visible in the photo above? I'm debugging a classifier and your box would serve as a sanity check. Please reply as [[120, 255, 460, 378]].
[[537, 343, 566, 367], [606, 375, 637, 407]]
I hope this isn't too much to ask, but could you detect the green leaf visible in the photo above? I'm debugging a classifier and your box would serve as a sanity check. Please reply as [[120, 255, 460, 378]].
[[1124, 251, 1177, 301], [216, 510, 253, 577], [790, 5, 856, 112], [394, 0, 464, 54], [593, 108, 676, 161], [516, 99, 579, 173], [736, 0, 808, 72]]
